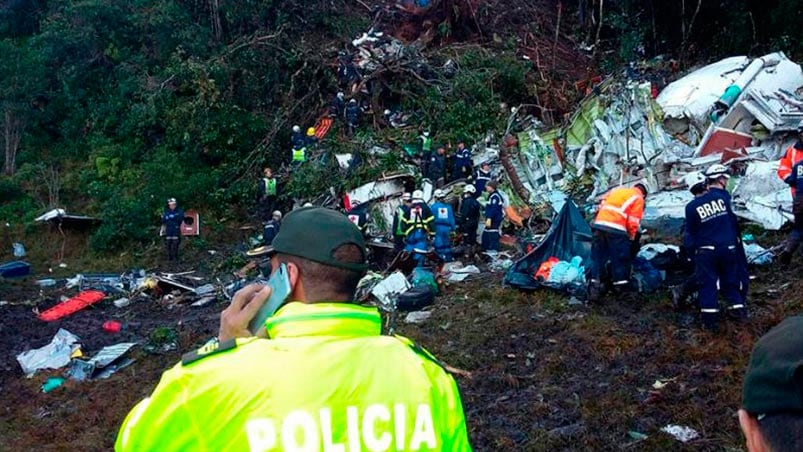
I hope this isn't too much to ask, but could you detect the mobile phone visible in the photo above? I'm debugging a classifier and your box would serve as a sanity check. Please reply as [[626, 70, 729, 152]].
[[247, 263, 291, 334]]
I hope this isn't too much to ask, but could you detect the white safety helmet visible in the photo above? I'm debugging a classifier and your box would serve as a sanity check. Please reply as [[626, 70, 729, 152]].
[[463, 184, 476, 194], [337, 92, 344, 100], [401, 192, 412, 201], [704, 163, 730, 180], [433, 189, 444, 199], [272, 210, 282, 220], [797, 118, 803, 132], [292, 125, 301, 133], [423, 131, 430, 137], [684, 172, 706, 192], [384, 109, 391, 116], [412, 190, 424, 201]]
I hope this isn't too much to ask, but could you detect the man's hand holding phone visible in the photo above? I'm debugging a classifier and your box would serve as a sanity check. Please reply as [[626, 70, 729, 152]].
[[219, 284, 270, 341]]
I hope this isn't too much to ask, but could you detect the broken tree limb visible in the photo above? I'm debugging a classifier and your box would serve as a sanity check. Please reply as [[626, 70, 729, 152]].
[[499, 134, 531, 201]]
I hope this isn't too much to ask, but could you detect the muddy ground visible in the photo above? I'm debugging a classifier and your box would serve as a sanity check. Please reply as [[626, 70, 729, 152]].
[[0, 243, 800, 451]]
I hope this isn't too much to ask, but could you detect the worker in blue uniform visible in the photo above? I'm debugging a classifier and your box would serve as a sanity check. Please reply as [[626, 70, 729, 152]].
[[453, 140, 472, 182], [472, 162, 492, 197], [684, 164, 746, 331], [481, 180, 504, 252], [430, 189, 456, 262]]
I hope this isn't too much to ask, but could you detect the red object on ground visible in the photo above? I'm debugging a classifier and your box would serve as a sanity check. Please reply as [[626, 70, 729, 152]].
[[38, 290, 106, 322], [103, 321, 122, 333], [534, 257, 560, 282]]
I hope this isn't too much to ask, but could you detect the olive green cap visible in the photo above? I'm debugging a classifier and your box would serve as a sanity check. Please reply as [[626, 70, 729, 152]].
[[272, 207, 367, 272], [742, 316, 803, 416]]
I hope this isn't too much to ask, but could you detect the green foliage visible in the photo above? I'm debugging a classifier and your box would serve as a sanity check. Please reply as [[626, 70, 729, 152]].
[[89, 194, 155, 253]]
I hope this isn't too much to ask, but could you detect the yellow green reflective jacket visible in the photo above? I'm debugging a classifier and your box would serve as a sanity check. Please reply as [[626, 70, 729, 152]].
[[115, 302, 471, 451]]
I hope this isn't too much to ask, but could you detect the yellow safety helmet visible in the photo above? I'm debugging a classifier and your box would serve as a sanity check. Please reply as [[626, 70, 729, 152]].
[[306, 127, 316, 136]]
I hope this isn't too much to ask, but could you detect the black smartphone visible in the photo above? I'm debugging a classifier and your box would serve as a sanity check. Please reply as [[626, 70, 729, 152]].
[[247, 263, 291, 334]]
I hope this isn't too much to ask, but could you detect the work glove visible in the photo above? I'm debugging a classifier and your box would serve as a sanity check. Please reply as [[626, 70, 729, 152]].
[[485, 218, 491, 228]]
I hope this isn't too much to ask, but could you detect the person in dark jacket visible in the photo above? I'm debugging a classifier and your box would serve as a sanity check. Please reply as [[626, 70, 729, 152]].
[[481, 181, 504, 252], [472, 162, 492, 197], [684, 164, 745, 331], [453, 140, 472, 181], [263, 211, 282, 246], [427, 147, 447, 188], [779, 157, 803, 265], [671, 172, 706, 310], [162, 198, 185, 262], [345, 99, 361, 137], [329, 92, 346, 119], [458, 185, 481, 255]]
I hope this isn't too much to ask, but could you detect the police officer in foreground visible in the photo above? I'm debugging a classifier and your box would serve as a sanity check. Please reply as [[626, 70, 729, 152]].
[[116, 207, 471, 451], [738, 316, 803, 451], [684, 164, 746, 331]]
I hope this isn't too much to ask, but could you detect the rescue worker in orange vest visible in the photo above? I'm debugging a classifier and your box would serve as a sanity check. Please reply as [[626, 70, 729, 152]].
[[777, 120, 803, 196], [587, 184, 647, 301]]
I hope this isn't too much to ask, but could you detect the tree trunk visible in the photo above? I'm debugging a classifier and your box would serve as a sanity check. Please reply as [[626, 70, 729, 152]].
[[592, 0, 604, 59], [209, 0, 223, 41], [4, 109, 22, 176]]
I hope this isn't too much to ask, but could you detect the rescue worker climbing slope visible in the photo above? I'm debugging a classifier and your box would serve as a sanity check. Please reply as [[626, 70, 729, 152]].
[[779, 156, 803, 264], [290, 125, 306, 164], [257, 167, 278, 222], [392, 193, 412, 253], [116, 207, 471, 451], [457, 185, 481, 255], [403, 190, 434, 265], [431, 189, 456, 262], [777, 120, 803, 197], [481, 180, 504, 252], [588, 184, 646, 300], [684, 164, 746, 331]]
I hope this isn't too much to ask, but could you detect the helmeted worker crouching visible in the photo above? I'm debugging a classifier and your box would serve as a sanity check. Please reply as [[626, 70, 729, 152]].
[[684, 164, 746, 331], [587, 184, 646, 301], [431, 189, 456, 262], [116, 207, 471, 451]]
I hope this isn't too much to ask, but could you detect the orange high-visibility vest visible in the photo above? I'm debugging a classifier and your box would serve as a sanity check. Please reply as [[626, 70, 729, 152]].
[[777, 143, 803, 196], [593, 187, 644, 240]]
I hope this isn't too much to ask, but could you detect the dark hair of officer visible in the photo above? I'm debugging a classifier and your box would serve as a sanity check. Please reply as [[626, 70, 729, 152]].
[[275, 245, 365, 301]]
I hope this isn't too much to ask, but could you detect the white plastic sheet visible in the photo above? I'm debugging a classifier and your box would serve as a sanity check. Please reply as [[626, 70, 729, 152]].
[[16, 329, 80, 376]]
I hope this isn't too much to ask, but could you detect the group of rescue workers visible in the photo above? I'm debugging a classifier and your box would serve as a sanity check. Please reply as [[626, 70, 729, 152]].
[[588, 163, 747, 331]]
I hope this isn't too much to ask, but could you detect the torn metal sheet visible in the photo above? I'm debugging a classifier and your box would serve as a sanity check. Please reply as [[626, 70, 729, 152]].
[[17, 329, 81, 376], [345, 174, 413, 208], [34, 209, 101, 228], [658, 56, 750, 137], [68, 342, 137, 381], [697, 52, 803, 157], [731, 161, 793, 230], [371, 271, 411, 308]]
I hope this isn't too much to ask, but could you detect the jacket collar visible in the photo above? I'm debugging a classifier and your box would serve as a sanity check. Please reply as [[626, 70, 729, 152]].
[[265, 302, 382, 339]]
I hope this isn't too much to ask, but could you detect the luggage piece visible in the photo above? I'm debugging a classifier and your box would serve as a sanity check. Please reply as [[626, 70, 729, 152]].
[[396, 286, 434, 312], [39, 290, 106, 322]]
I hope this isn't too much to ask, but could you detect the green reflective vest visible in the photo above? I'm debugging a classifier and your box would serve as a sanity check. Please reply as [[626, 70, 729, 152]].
[[292, 148, 306, 162], [116, 302, 471, 452], [421, 136, 432, 152], [263, 177, 277, 196]]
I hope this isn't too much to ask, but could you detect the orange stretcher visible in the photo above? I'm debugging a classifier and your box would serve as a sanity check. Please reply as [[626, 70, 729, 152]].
[[39, 290, 105, 322]]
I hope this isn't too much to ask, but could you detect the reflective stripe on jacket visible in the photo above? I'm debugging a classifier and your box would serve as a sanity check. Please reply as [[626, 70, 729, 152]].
[[592, 187, 644, 239], [116, 302, 471, 451]]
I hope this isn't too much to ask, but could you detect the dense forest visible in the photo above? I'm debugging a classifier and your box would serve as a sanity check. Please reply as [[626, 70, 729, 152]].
[[1, 0, 801, 253]]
